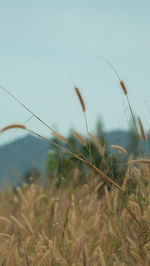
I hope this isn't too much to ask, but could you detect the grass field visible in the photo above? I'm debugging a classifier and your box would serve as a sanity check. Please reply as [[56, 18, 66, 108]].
[[0, 61, 150, 265], [0, 164, 150, 266]]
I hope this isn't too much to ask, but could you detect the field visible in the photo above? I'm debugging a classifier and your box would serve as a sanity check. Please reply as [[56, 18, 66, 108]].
[[0, 164, 150, 266], [0, 63, 150, 265]]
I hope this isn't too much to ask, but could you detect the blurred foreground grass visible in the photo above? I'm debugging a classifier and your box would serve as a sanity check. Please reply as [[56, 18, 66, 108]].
[[0, 60, 150, 265], [0, 162, 150, 266]]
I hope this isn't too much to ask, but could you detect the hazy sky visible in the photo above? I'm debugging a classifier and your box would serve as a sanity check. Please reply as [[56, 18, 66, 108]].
[[0, 0, 150, 145]]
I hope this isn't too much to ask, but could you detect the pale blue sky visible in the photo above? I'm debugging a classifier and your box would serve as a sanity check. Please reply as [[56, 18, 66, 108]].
[[0, 0, 150, 144]]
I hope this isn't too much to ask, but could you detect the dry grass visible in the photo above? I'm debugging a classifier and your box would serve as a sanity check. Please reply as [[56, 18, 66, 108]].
[[0, 166, 149, 265], [89, 133, 105, 156], [71, 129, 87, 147], [120, 81, 128, 96], [111, 145, 127, 155], [74, 87, 86, 112], [51, 132, 68, 143], [0, 58, 150, 265], [1, 124, 26, 133], [138, 116, 147, 141]]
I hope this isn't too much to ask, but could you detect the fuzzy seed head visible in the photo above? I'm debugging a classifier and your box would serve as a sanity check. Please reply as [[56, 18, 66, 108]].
[[1, 124, 26, 133], [52, 132, 67, 143], [71, 129, 87, 147], [138, 117, 147, 141], [120, 81, 128, 95], [111, 145, 127, 155], [74, 87, 86, 112]]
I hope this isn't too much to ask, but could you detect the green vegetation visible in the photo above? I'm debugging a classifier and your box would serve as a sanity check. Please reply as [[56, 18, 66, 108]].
[[0, 59, 149, 265], [46, 117, 140, 190]]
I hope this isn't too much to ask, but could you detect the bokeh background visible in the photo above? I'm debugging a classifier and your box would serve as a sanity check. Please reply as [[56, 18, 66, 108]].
[[0, 0, 150, 144]]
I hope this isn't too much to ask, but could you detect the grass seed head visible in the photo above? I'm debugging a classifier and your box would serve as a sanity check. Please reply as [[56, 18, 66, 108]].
[[71, 129, 87, 147], [111, 145, 127, 155], [74, 87, 86, 112], [89, 133, 105, 156], [1, 124, 26, 133], [52, 132, 67, 143], [120, 81, 128, 95], [138, 116, 147, 141]]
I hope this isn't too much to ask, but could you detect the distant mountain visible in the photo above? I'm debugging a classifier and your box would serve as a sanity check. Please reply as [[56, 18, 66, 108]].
[[0, 131, 145, 187], [0, 135, 50, 187], [106, 130, 129, 147]]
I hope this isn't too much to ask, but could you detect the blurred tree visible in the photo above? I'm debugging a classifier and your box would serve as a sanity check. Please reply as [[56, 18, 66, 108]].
[[127, 118, 140, 157], [46, 118, 127, 187], [95, 117, 106, 145], [24, 168, 40, 184], [47, 151, 76, 187]]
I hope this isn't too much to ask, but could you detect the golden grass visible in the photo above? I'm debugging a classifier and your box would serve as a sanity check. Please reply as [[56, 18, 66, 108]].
[[74, 87, 86, 112], [0, 169, 148, 265], [74, 85, 92, 161], [99, 57, 139, 136], [111, 145, 127, 155], [138, 116, 147, 141], [51, 131, 68, 143], [0, 58, 150, 265], [1, 124, 26, 133], [120, 81, 128, 96], [89, 133, 105, 156], [71, 129, 87, 147]]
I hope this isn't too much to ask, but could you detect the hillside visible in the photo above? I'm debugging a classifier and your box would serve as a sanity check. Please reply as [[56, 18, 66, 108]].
[[0, 130, 140, 187]]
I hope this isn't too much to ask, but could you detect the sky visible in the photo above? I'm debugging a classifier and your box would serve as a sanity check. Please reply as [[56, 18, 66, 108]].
[[0, 0, 150, 145]]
